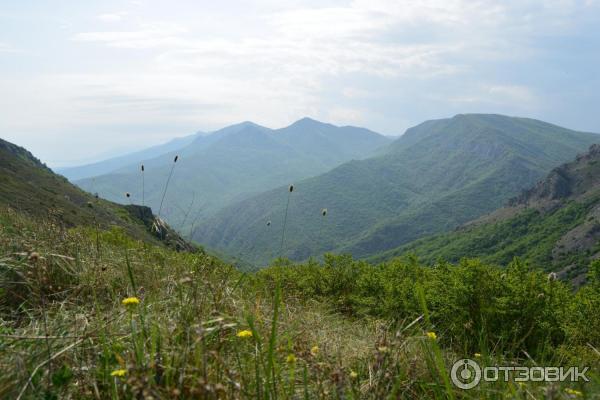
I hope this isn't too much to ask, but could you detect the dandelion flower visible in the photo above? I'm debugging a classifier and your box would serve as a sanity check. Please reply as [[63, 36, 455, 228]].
[[121, 297, 140, 306], [286, 354, 297, 364], [350, 370, 358, 379], [310, 345, 319, 356], [236, 330, 253, 339], [565, 388, 583, 397], [110, 369, 127, 377], [474, 353, 481, 358], [377, 346, 389, 353], [426, 331, 437, 340]]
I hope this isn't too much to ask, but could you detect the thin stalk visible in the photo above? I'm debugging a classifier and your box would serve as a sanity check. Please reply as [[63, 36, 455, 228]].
[[158, 155, 179, 218], [279, 185, 293, 259], [141, 164, 145, 207]]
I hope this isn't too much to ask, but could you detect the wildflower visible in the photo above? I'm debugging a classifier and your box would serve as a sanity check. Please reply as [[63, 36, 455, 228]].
[[110, 369, 127, 377], [350, 370, 358, 379], [426, 331, 437, 340], [236, 330, 253, 339], [548, 272, 558, 282], [377, 346, 389, 353], [286, 354, 297, 364], [121, 297, 140, 306], [310, 345, 319, 356], [474, 353, 481, 358], [565, 388, 583, 397]]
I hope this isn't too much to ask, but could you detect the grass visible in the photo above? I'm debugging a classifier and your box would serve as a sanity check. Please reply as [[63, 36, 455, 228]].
[[1, 207, 599, 399]]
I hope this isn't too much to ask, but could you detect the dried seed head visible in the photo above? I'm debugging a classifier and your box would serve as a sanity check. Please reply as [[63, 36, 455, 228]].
[[141, 164, 145, 172], [28, 252, 40, 263], [322, 208, 327, 217], [126, 192, 131, 198], [267, 220, 271, 226], [289, 184, 294, 192], [174, 155, 179, 163]]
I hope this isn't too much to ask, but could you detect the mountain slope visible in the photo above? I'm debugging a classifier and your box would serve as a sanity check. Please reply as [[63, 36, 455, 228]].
[[384, 143, 600, 282], [0, 137, 190, 250], [73, 118, 391, 229], [196, 114, 600, 266], [57, 131, 207, 181]]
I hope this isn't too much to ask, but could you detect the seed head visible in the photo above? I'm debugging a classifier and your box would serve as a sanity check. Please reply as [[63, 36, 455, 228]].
[[267, 220, 271, 226], [141, 164, 145, 172], [126, 192, 131, 198], [321, 208, 327, 217], [289, 184, 294, 193], [174, 155, 179, 163], [28, 252, 40, 263]]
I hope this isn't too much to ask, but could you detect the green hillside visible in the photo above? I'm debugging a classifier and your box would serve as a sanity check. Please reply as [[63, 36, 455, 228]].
[[72, 119, 391, 231], [196, 114, 600, 266], [0, 138, 189, 250], [380, 144, 600, 282]]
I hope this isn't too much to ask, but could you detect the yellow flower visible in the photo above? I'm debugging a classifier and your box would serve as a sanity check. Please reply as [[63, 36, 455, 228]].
[[474, 353, 481, 358], [565, 388, 583, 397], [426, 331, 437, 340], [310, 346, 319, 356], [286, 354, 297, 364], [110, 369, 127, 377], [236, 329, 253, 338], [121, 297, 140, 306], [350, 370, 358, 379], [377, 346, 389, 353]]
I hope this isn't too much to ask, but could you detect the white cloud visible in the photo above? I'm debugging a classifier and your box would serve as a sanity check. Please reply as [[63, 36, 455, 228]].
[[97, 13, 126, 23]]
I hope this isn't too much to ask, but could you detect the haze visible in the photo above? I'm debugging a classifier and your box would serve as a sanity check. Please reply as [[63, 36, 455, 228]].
[[1, 0, 599, 166]]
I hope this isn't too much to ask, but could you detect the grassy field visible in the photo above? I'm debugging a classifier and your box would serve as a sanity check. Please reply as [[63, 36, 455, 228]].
[[1, 206, 599, 399]]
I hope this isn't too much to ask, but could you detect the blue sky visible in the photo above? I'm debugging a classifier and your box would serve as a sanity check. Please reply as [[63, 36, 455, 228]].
[[1, 0, 599, 166]]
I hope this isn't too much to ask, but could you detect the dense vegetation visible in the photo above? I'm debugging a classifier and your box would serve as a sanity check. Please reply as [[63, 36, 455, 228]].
[[72, 119, 390, 231], [379, 144, 600, 281], [1, 207, 599, 399], [197, 114, 600, 266]]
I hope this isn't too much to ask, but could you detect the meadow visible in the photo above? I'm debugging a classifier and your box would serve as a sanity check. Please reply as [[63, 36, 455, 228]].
[[1, 206, 598, 399]]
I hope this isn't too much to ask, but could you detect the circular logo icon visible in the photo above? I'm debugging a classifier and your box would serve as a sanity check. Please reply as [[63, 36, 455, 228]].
[[451, 359, 482, 390]]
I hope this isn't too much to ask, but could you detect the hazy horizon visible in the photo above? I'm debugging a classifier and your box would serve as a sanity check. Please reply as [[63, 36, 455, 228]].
[[2, 0, 599, 166]]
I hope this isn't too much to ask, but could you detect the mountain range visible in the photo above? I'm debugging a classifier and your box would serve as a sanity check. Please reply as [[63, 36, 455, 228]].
[[195, 114, 600, 266], [383, 143, 600, 283], [69, 118, 391, 233]]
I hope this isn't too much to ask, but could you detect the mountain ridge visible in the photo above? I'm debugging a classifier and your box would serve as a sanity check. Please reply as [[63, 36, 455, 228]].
[[195, 114, 600, 266]]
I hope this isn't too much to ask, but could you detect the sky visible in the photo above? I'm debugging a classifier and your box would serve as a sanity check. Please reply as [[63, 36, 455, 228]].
[[1, 0, 600, 167]]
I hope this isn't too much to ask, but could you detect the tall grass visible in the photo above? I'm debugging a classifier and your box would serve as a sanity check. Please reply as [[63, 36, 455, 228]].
[[158, 155, 179, 219], [279, 185, 294, 259]]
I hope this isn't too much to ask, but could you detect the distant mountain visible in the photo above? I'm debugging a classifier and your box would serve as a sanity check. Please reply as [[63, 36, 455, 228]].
[[57, 131, 206, 181], [196, 114, 600, 266], [72, 118, 391, 231], [0, 137, 191, 250], [384, 144, 600, 283]]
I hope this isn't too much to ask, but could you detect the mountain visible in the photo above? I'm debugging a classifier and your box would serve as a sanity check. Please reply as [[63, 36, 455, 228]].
[[381, 143, 600, 283], [0, 137, 191, 250], [72, 118, 391, 231], [57, 131, 206, 181], [196, 114, 600, 266]]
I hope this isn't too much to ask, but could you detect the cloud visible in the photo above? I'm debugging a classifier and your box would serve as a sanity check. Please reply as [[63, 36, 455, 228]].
[[3, 0, 600, 165], [97, 13, 126, 23]]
